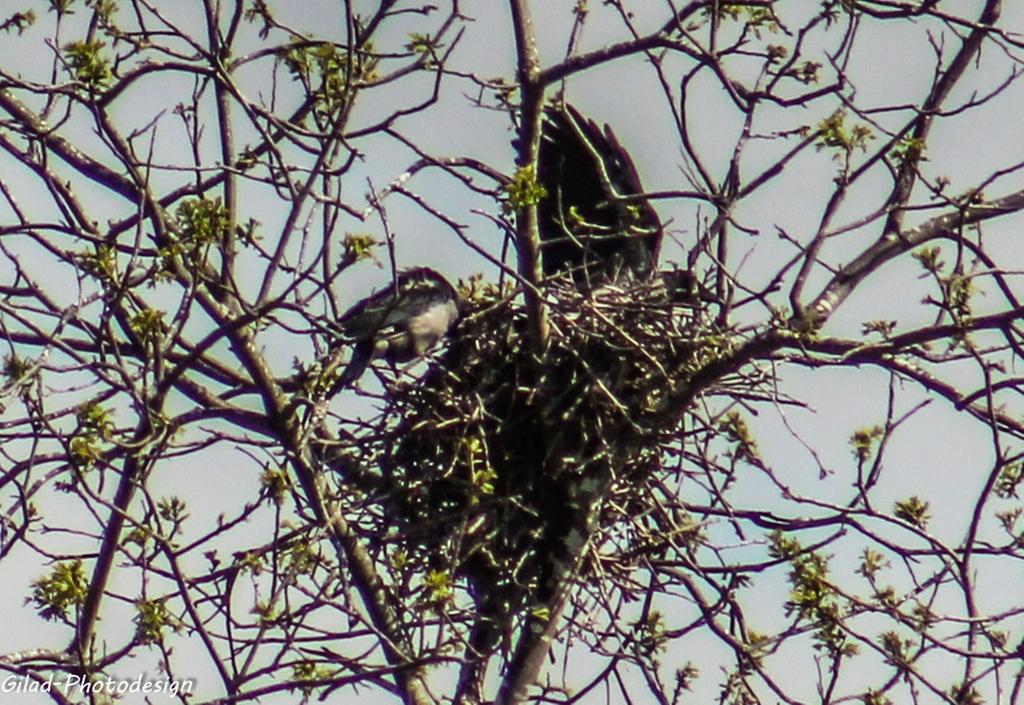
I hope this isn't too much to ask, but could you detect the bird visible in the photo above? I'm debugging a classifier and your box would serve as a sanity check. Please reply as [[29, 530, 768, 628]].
[[657, 267, 708, 305], [536, 103, 664, 288], [331, 267, 462, 391]]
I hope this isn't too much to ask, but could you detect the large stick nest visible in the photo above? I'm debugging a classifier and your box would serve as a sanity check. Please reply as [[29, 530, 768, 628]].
[[353, 275, 729, 628]]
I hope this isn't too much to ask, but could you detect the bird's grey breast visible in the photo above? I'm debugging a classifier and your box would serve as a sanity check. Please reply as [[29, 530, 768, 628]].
[[337, 267, 461, 375], [403, 297, 460, 357]]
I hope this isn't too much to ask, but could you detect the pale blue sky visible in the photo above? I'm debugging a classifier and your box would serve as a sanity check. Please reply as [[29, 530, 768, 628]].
[[1, 2, 1022, 703]]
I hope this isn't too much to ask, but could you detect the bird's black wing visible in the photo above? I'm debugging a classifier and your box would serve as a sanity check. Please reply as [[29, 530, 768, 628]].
[[340, 268, 458, 337], [537, 103, 663, 287], [339, 283, 404, 341], [330, 339, 374, 394]]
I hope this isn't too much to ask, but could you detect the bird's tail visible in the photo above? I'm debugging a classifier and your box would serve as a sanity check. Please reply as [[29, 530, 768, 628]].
[[326, 342, 372, 396]]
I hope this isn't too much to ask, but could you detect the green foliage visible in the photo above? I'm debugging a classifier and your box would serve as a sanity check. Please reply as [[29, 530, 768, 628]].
[[719, 411, 759, 463], [157, 496, 188, 525], [77, 401, 113, 439], [950, 683, 985, 705], [503, 164, 547, 214], [2, 353, 32, 380], [405, 32, 442, 58], [69, 434, 103, 469], [129, 307, 165, 346], [766, 44, 787, 63], [292, 661, 334, 696], [715, 4, 781, 35], [87, 0, 118, 28], [125, 526, 153, 549], [176, 197, 230, 247], [63, 40, 111, 89], [994, 461, 1022, 498], [292, 659, 316, 683], [422, 569, 453, 604], [31, 560, 87, 621], [861, 689, 892, 705], [743, 630, 771, 664], [238, 551, 265, 576], [995, 507, 1021, 537], [815, 111, 873, 156], [341, 232, 379, 266], [849, 425, 883, 463], [625, 202, 645, 224], [68, 403, 114, 471], [242, 0, 273, 37], [893, 495, 931, 528], [390, 549, 410, 570], [0, 10, 35, 34], [286, 539, 324, 575], [48, 0, 78, 14], [720, 669, 758, 705], [983, 627, 1008, 650], [769, 532, 852, 656], [261, 466, 292, 505], [914, 247, 975, 326], [942, 273, 973, 323], [912, 246, 943, 274], [135, 598, 175, 644], [675, 662, 699, 692], [78, 244, 118, 283], [878, 630, 914, 672], [631, 610, 667, 657], [909, 602, 936, 632], [872, 585, 898, 609], [464, 437, 496, 497], [856, 548, 889, 580], [789, 60, 822, 84], [295, 358, 332, 397], [280, 41, 376, 119], [530, 605, 550, 621], [681, 332, 734, 372], [889, 136, 926, 166], [254, 599, 281, 625], [3, 353, 35, 391]]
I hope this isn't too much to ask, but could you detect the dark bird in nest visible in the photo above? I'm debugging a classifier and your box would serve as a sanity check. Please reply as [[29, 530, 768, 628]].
[[536, 103, 664, 288], [332, 267, 462, 390]]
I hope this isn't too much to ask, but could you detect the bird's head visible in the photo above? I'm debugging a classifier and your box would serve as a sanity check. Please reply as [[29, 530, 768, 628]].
[[660, 268, 698, 304]]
